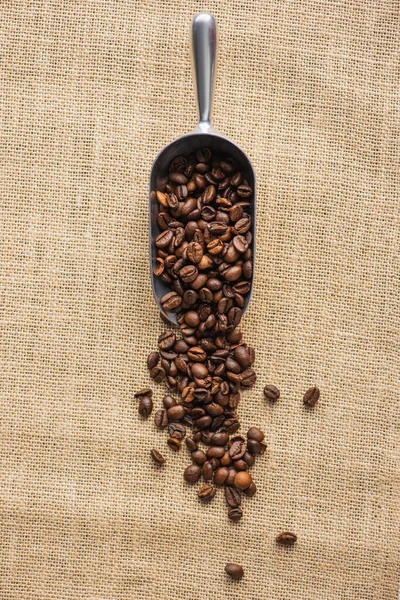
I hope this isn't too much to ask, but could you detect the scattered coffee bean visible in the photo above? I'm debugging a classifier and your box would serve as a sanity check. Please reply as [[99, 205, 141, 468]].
[[225, 486, 241, 508], [135, 388, 153, 398], [234, 471, 252, 490], [198, 484, 216, 503], [263, 384, 280, 402], [154, 409, 168, 429], [247, 427, 265, 442], [276, 532, 297, 546], [303, 386, 320, 407], [167, 437, 181, 451], [228, 507, 243, 522], [184, 464, 201, 484], [138, 396, 153, 418], [150, 448, 166, 465], [225, 563, 244, 580]]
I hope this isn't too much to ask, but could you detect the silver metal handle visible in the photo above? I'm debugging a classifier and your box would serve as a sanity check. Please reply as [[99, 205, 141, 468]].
[[192, 13, 217, 132]]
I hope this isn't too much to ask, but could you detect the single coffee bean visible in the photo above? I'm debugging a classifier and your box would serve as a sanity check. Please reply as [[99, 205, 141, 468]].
[[169, 171, 188, 184], [184, 310, 200, 328], [202, 461, 214, 481], [167, 437, 181, 451], [228, 507, 243, 522], [161, 291, 181, 311], [206, 445, 226, 459], [158, 330, 176, 350], [225, 486, 241, 508], [196, 147, 211, 163], [276, 532, 297, 546], [162, 395, 176, 410], [243, 482, 257, 497], [264, 384, 280, 402], [150, 448, 166, 465], [225, 467, 238, 486], [194, 415, 212, 430], [156, 229, 174, 248], [240, 369, 257, 387], [247, 439, 262, 455], [303, 386, 320, 407], [225, 563, 244, 580], [247, 427, 265, 442], [167, 405, 186, 422], [185, 437, 198, 452], [242, 451, 255, 467], [210, 432, 229, 446], [138, 396, 153, 418], [198, 484, 216, 503], [147, 352, 160, 370], [214, 467, 229, 485], [168, 422, 186, 439], [191, 450, 207, 465], [154, 409, 168, 429], [220, 452, 232, 467], [184, 463, 201, 484], [187, 346, 207, 362], [234, 471, 252, 490], [134, 388, 153, 398], [233, 345, 252, 369], [233, 459, 248, 471], [228, 437, 246, 461]]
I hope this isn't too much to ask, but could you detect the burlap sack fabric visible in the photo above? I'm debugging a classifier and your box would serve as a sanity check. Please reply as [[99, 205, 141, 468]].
[[0, 1, 398, 599]]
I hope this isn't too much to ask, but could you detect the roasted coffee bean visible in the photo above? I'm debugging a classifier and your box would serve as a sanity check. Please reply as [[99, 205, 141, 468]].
[[167, 437, 181, 451], [185, 437, 198, 452], [196, 147, 211, 163], [198, 484, 216, 503], [187, 346, 207, 362], [233, 459, 248, 471], [161, 291, 181, 311], [156, 229, 174, 248], [228, 507, 243, 522], [211, 432, 229, 446], [150, 448, 166, 465], [243, 482, 257, 497], [202, 461, 214, 481], [167, 405, 186, 422], [169, 171, 188, 184], [247, 439, 262, 455], [194, 415, 212, 430], [241, 369, 257, 387], [247, 427, 265, 442], [303, 386, 320, 407], [233, 346, 252, 369], [226, 467, 238, 487], [276, 532, 297, 546], [228, 437, 246, 460], [243, 451, 255, 467], [158, 330, 176, 350], [214, 467, 229, 485], [263, 384, 280, 402], [168, 422, 186, 439], [234, 471, 252, 490], [225, 563, 244, 580], [184, 464, 201, 484], [192, 450, 207, 465], [154, 409, 168, 429], [224, 418, 240, 434], [162, 395, 176, 409], [225, 486, 241, 508], [220, 452, 232, 467], [207, 446, 225, 459], [138, 396, 153, 418], [134, 388, 153, 398]]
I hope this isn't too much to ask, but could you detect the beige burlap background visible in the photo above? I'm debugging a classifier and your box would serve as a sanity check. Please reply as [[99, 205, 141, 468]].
[[0, 1, 398, 599]]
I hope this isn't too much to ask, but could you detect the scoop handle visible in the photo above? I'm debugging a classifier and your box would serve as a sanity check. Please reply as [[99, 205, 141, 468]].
[[192, 13, 217, 132]]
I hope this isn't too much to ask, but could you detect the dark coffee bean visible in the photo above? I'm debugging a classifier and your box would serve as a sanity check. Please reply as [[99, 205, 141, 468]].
[[134, 388, 153, 398], [162, 396, 176, 410], [232, 235, 248, 254], [185, 437, 198, 452], [243, 482, 257, 497], [161, 291, 181, 311], [240, 369, 257, 387], [243, 260, 252, 279], [205, 402, 224, 417], [247, 427, 265, 442], [157, 212, 172, 230], [187, 346, 207, 362], [138, 396, 153, 418], [228, 437, 246, 460], [224, 418, 240, 434], [198, 484, 216, 503], [184, 310, 200, 328], [234, 345, 252, 369], [276, 532, 297, 546], [202, 461, 214, 481], [225, 486, 241, 508], [194, 415, 212, 430], [167, 437, 181, 451], [168, 422, 186, 439], [201, 431, 214, 445], [220, 160, 235, 175], [233, 459, 248, 471], [179, 265, 198, 283], [196, 147, 211, 163], [226, 468, 238, 486], [236, 183, 253, 197], [194, 173, 206, 188], [150, 448, 166, 465], [243, 451, 255, 467], [192, 450, 207, 465], [225, 563, 244, 580], [226, 328, 242, 344], [169, 171, 188, 184], [191, 363, 208, 379], [228, 507, 243, 522], [202, 185, 217, 205], [158, 330, 176, 350], [303, 386, 320, 407], [184, 464, 201, 484], [206, 446, 225, 459], [214, 467, 229, 485], [225, 357, 241, 374], [234, 471, 252, 490], [175, 184, 188, 200], [210, 415, 226, 431], [190, 273, 209, 290], [223, 265, 243, 282], [232, 281, 251, 294], [210, 432, 229, 446], [196, 162, 209, 174], [154, 409, 168, 429], [169, 155, 186, 173], [156, 229, 174, 248], [247, 439, 262, 455], [186, 241, 204, 264], [167, 405, 186, 422], [153, 257, 165, 276]]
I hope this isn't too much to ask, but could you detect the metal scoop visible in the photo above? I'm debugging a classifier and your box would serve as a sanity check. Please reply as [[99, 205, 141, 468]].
[[149, 12, 256, 325]]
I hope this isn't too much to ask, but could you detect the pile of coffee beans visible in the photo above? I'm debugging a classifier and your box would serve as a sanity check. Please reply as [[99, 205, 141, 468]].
[[145, 148, 265, 521]]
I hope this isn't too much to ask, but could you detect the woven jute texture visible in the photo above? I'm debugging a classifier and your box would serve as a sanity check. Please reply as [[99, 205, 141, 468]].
[[0, 1, 398, 599]]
